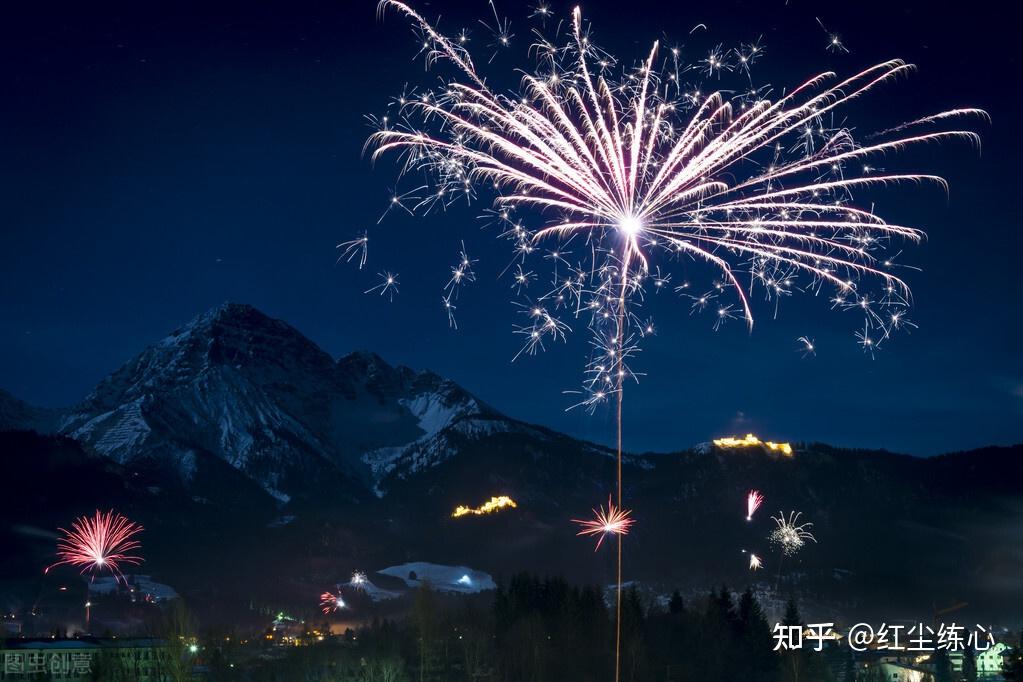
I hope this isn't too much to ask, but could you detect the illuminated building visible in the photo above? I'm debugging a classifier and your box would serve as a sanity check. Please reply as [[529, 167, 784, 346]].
[[713, 433, 793, 456], [452, 495, 517, 518]]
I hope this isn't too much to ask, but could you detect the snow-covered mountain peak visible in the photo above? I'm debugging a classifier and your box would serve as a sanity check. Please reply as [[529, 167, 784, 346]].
[[45, 304, 503, 503]]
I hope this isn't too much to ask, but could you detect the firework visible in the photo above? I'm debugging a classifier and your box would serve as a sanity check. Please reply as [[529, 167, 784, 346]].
[[796, 336, 816, 358], [749, 553, 763, 571], [320, 590, 346, 614], [572, 495, 636, 551], [45, 510, 143, 581], [350, 571, 368, 586], [817, 18, 849, 54], [452, 495, 518, 518], [336, 231, 369, 269], [371, 2, 981, 360], [769, 511, 817, 556], [364, 271, 399, 301], [746, 489, 765, 521], [368, 3, 980, 678]]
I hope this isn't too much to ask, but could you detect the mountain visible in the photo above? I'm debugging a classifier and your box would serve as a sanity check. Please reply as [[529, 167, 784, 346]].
[[0, 388, 59, 433], [31, 303, 501, 504], [2, 303, 1022, 626]]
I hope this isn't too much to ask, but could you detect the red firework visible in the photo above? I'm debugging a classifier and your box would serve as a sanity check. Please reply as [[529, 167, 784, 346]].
[[45, 510, 143, 581], [746, 490, 765, 521], [320, 590, 346, 614], [572, 496, 636, 551]]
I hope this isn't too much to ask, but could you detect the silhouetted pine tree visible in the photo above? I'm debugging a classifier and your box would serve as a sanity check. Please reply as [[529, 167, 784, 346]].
[[962, 645, 977, 682], [737, 587, 779, 682], [1002, 631, 1023, 682]]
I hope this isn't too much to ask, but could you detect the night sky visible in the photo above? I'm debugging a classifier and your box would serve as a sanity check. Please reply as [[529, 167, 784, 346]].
[[1, 0, 1019, 456]]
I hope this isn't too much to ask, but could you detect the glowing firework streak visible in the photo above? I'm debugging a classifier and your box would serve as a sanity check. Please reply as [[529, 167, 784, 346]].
[[368, 3, 981, 678], [769, 511, 817, 557], [749, 553, 763, 571], [320, 590, 346, 614], [452, 495, 518, 518], [337, 231, 369, 269], [572, 496, 635, 551], [350, 571, 368, 586], [45, 510, 143, 581], [746, 490, 765, 521], [715, 434, 793, 456]]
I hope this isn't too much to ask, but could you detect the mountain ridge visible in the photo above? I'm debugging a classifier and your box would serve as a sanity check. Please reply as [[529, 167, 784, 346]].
[[2, 303, 1022, 623]]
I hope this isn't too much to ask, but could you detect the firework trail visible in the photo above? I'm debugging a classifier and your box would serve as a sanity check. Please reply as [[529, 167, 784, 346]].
[[45, 510, 143, 582], [746, 490, 765, 521], [367, 2, 982, 677], [320, 590, 346, 614], [572, 495, 636, 551], [749, 553, 763, 571]]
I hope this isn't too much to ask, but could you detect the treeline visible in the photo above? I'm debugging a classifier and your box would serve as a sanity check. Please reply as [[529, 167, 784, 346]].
[[223, 573, 858, 682]]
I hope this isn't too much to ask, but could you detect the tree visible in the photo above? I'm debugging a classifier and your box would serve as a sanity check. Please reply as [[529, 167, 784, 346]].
[[361, 656, 408, 682], [779, 596, 805, 682], [148, 599, 197, 682], [931, 649, 953, 682], [1003, 631, 1023, 682], [782, 596, 802, 627], [668, 590, 684, 615], [620, 586, 647, 682], [736, 587, 778, 682], [411, 581, 441, 682], [962, 645, 977, 682]]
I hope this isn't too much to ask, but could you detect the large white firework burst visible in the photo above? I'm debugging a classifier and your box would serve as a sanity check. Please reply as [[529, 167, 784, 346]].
[[367, 1, 983, 408]]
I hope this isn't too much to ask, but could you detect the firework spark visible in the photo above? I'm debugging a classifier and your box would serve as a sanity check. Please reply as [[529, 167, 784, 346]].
[[749, 553, 763, 570], [746, 490, 765, 521], [452, 495, 518, 518], [350, 571, 368, 586], [365, 271, 400, 301], [797, 335, 816, 357], [572, 495, 636, 551], [817, 18, 849, 54], [769, 511, 817, 556], [45, 510, 143, 581], [337, 231, 369, 269], [320, 590, 346, 614]]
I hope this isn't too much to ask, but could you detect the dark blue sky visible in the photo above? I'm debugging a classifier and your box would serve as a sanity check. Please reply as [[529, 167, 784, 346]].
[[1, 0, 1019, 455]]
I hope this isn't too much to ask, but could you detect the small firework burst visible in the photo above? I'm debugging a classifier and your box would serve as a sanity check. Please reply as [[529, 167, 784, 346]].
[[365, 271, 400, 301], [769, 511, 817, 557], [350, 571, 368, 587], [320, 590, 346, 614], [796, 336, 816, 358], [572, 496, 636, 551], [746, 490, 765, 521], [45, 510, 143, 582], [336, 231, 369, 269], [749, 553, 763, 571]]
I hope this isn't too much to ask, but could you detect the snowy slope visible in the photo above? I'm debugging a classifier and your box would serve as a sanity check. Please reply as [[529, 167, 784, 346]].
[[54, 303, 501, 503], [378, 562, 496, 594]]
